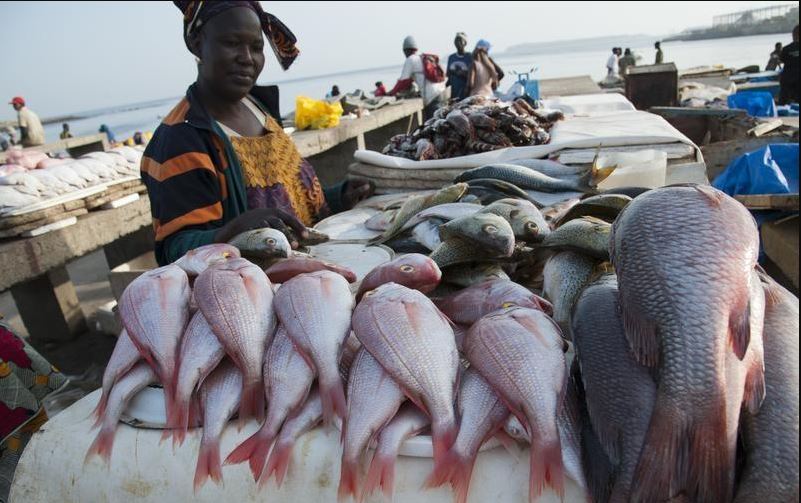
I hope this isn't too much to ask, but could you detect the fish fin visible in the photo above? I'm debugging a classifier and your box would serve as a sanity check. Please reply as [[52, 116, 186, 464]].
[[743, 353, 766, 415], [91, 392, 109, 424], [630, 396, 732, 503], [225, 428, 274, 481], [424, 448, 476, 503], [693, 184, 724, 206], [260, 439, 294, 489], [364, 451, 397, 500], [619, 293, 660, 368], [530, 439, 565, 502], [239, 380, 266, 424], [84, 424, 117, 465], [728, 298, 751, 361], [320, 373, 347, 425], [431, 419, 459, 477], [337, 457, 362, 502], [193, 439, 222, 493], [495, 428, 520, 458]]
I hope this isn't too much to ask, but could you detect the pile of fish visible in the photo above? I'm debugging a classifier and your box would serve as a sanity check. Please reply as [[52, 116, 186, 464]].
[[89, 182, 798, 502], [0, 145, 144, 211], [382, 96, 564, 160]]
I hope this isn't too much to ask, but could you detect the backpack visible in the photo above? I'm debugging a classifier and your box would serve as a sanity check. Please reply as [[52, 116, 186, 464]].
[[421, 53, 446, 83]]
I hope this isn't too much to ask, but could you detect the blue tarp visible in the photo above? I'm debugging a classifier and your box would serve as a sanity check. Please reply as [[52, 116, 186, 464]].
[[713, 143, 799, 196], [727, 91, 777, 117]]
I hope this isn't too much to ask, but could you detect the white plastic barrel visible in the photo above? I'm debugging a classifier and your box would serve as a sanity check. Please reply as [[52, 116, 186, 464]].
[[10, 390, 587, 502]]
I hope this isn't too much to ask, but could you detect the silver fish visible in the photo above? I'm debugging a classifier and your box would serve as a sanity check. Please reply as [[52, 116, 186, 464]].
[[338, 348, 406, 501], [611, 185, 762, 503], [228, 228, 291, 259], [555, 193, 632, 226], [412, 219, 444, 251], [400, 202, 483, 231], [456, 163, 593, 193], [441, 262, 510, 288], [174, 243, 240, 276], [429, 237, 512, 269], [194, 258, 276, 423], [542, 251, 596, 338], [509, 158, 590, 178], [541, 216, 611, 260], [364, 210, 396, 232], [274, 270, 354, 424], [479, 198, 550, 243], [439, 213, 515, 256], [193, 359, 243, 492], [92, 329, 140, 421]]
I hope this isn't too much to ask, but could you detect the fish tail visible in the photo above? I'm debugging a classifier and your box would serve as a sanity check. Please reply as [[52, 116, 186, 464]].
[[337, 457, 361, 502], [319, 373, 347, 425], [193, 439, 223, 493], [91, 391, 109, 424], [631, 397, 733, 503], [239, 379, 266, 423], [224, 428, 275, 481], [424, 447, 479, 503], [431, 418, 458, 472], [260, 439, 294, 489], [364, 450, 397, 500], [84, 424, 117, 465], [529, 438, 565, 502]]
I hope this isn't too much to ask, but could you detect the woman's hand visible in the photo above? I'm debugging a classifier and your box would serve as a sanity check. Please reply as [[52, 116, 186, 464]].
[[342, 178, 375, 210], [214, 208, 308, 248]]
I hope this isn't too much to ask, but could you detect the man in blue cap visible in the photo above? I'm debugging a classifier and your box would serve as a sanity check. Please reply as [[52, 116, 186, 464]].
[[388, 35, 446, 119]]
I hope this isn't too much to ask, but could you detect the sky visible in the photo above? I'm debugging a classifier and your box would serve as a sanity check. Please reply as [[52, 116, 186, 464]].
[[0, 0, 789, 120]]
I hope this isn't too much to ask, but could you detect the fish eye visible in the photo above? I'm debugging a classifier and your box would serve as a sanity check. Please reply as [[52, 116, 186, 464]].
[[222, 252, 231, 258], [364, 290, 376, 298], [525, 222, 538, 231], [501, 302, 517, 308], [483, 224, 498, 234], [267, 238, 277, 245], [400, 265, 415, 273]]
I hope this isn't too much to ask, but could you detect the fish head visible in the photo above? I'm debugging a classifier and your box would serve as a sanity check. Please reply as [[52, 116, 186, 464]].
[[435, 183, 469, 203], [174, 243, 240, 276], [391, 253, 442, 294]]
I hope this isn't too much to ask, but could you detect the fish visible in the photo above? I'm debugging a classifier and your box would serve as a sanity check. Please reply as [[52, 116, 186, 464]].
[[355, 253, 442, 302], [384, 236, 430, 254], [264, 256, 357, 284], [508, 158, 590, 178], [194, 258, 276, 423], [338, 348, 406, 501], [92, 329, 140, 422], [439, 213, 515, 256], [571, 274, 656, 501], [193, 359, 243, 492], [118, 264, 190, 430], [464, 307, 567, 501], [352, 283, 460, 472], [541, 198, 581, 225], [596, 186, 650, 199], [555, 193, 632, 226], [610, 185, 763, 503], [542, 251, 596, 337], [441, 262, 510, 288], [412, 219, 444, 251], [364, 403, 430, 500], [424, 368, 510, 503], [260, 388, 324, 488], [364, 210, 395, 231], [171, 311, 226, 446], [370, 184, 468, 245], [456, 164, 593, 193], [429, 236, 512, 269], [464, 178, 542, 206], [478, 198, 550, 243], [274, 270, 354, 424], [541, 216, 611, 260], [400, 202, 483, 231], [225, 325, 315, 479], [339, 332, 363, 383], [297, 227, 330, 246], [173, 244, 241, 277], [85, 362, 157, 464], [733, 275, 798, 503], [228, 228, 291, 259], [435, 279, 553, 325]]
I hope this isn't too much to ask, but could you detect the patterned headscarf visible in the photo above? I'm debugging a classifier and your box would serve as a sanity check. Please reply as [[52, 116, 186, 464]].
[[174, 1, 299, 70]]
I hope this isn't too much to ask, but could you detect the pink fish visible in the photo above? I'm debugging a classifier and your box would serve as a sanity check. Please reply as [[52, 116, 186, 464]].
[[174, 243, 240, 277], [265, 256, 357, 284], [465, 307, 567, 501], [338, 348, 406, 502], [85, 362, 157, 464], [225, 325, 315, 480], [274, 270, 354, 424], [339, 332, 363, 383], [434, 279, 553, 325], [171, 311, 226, 446], [118, 264, 190, 431], [363, 403, 430, 500], [193, 359, 242, 492], [352, 283, 459, 473], [194, 258, 276, 423], [355, 253, 442, 301], [92, 329, 140, 422]]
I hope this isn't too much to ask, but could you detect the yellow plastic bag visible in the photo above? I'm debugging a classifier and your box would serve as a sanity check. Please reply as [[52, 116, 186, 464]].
[[295, 96, 344, 130]]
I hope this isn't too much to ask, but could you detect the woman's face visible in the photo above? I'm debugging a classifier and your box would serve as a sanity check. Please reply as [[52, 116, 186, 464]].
[[195, 7, 265, 102]]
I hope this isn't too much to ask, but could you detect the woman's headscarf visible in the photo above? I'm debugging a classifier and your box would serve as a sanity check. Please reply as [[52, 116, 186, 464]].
[[174, 1, 299, 70]]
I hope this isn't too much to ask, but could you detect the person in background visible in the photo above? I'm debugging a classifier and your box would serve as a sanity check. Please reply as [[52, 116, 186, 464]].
[[605, 47, 620, 80], [619, 48, 636, 78], [388, 35, 446, 120], [779, 25, 799, 105], [766, 42, 783, 71], [467, 39, 499, 98], [8, 97, 45, 147], [142, 1, 374, 266], [327, 85, 340, 98], [654, 41, 664, 64], [373, 81, 387, 97], [446, 32, 472, 101], [133, 131, 146, 145], [59, 123, 72, 140], [98, 124, 116, 143]]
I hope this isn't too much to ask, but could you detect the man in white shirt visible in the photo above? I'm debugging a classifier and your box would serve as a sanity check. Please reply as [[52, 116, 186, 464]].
[[605, 47, 621, 80], [388, 36, 446, 120], [9, 97, 45, 147]]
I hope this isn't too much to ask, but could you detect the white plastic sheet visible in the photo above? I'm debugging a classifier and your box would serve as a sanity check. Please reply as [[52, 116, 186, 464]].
[[542, 93, 636, 116]]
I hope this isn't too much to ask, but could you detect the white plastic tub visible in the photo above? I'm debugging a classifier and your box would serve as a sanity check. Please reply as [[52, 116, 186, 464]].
[[595, 150, 668, 190]]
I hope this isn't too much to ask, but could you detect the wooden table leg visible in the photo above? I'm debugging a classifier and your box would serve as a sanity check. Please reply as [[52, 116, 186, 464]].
[[10, 266, 86, 342]]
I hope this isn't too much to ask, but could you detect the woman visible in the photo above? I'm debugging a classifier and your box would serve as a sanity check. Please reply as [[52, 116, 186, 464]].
[[467, 40, 499, 98], [143, 2, 374, 266]]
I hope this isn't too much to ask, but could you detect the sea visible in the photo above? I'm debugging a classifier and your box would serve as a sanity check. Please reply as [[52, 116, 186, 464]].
[[40, 33, 790, 144]]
